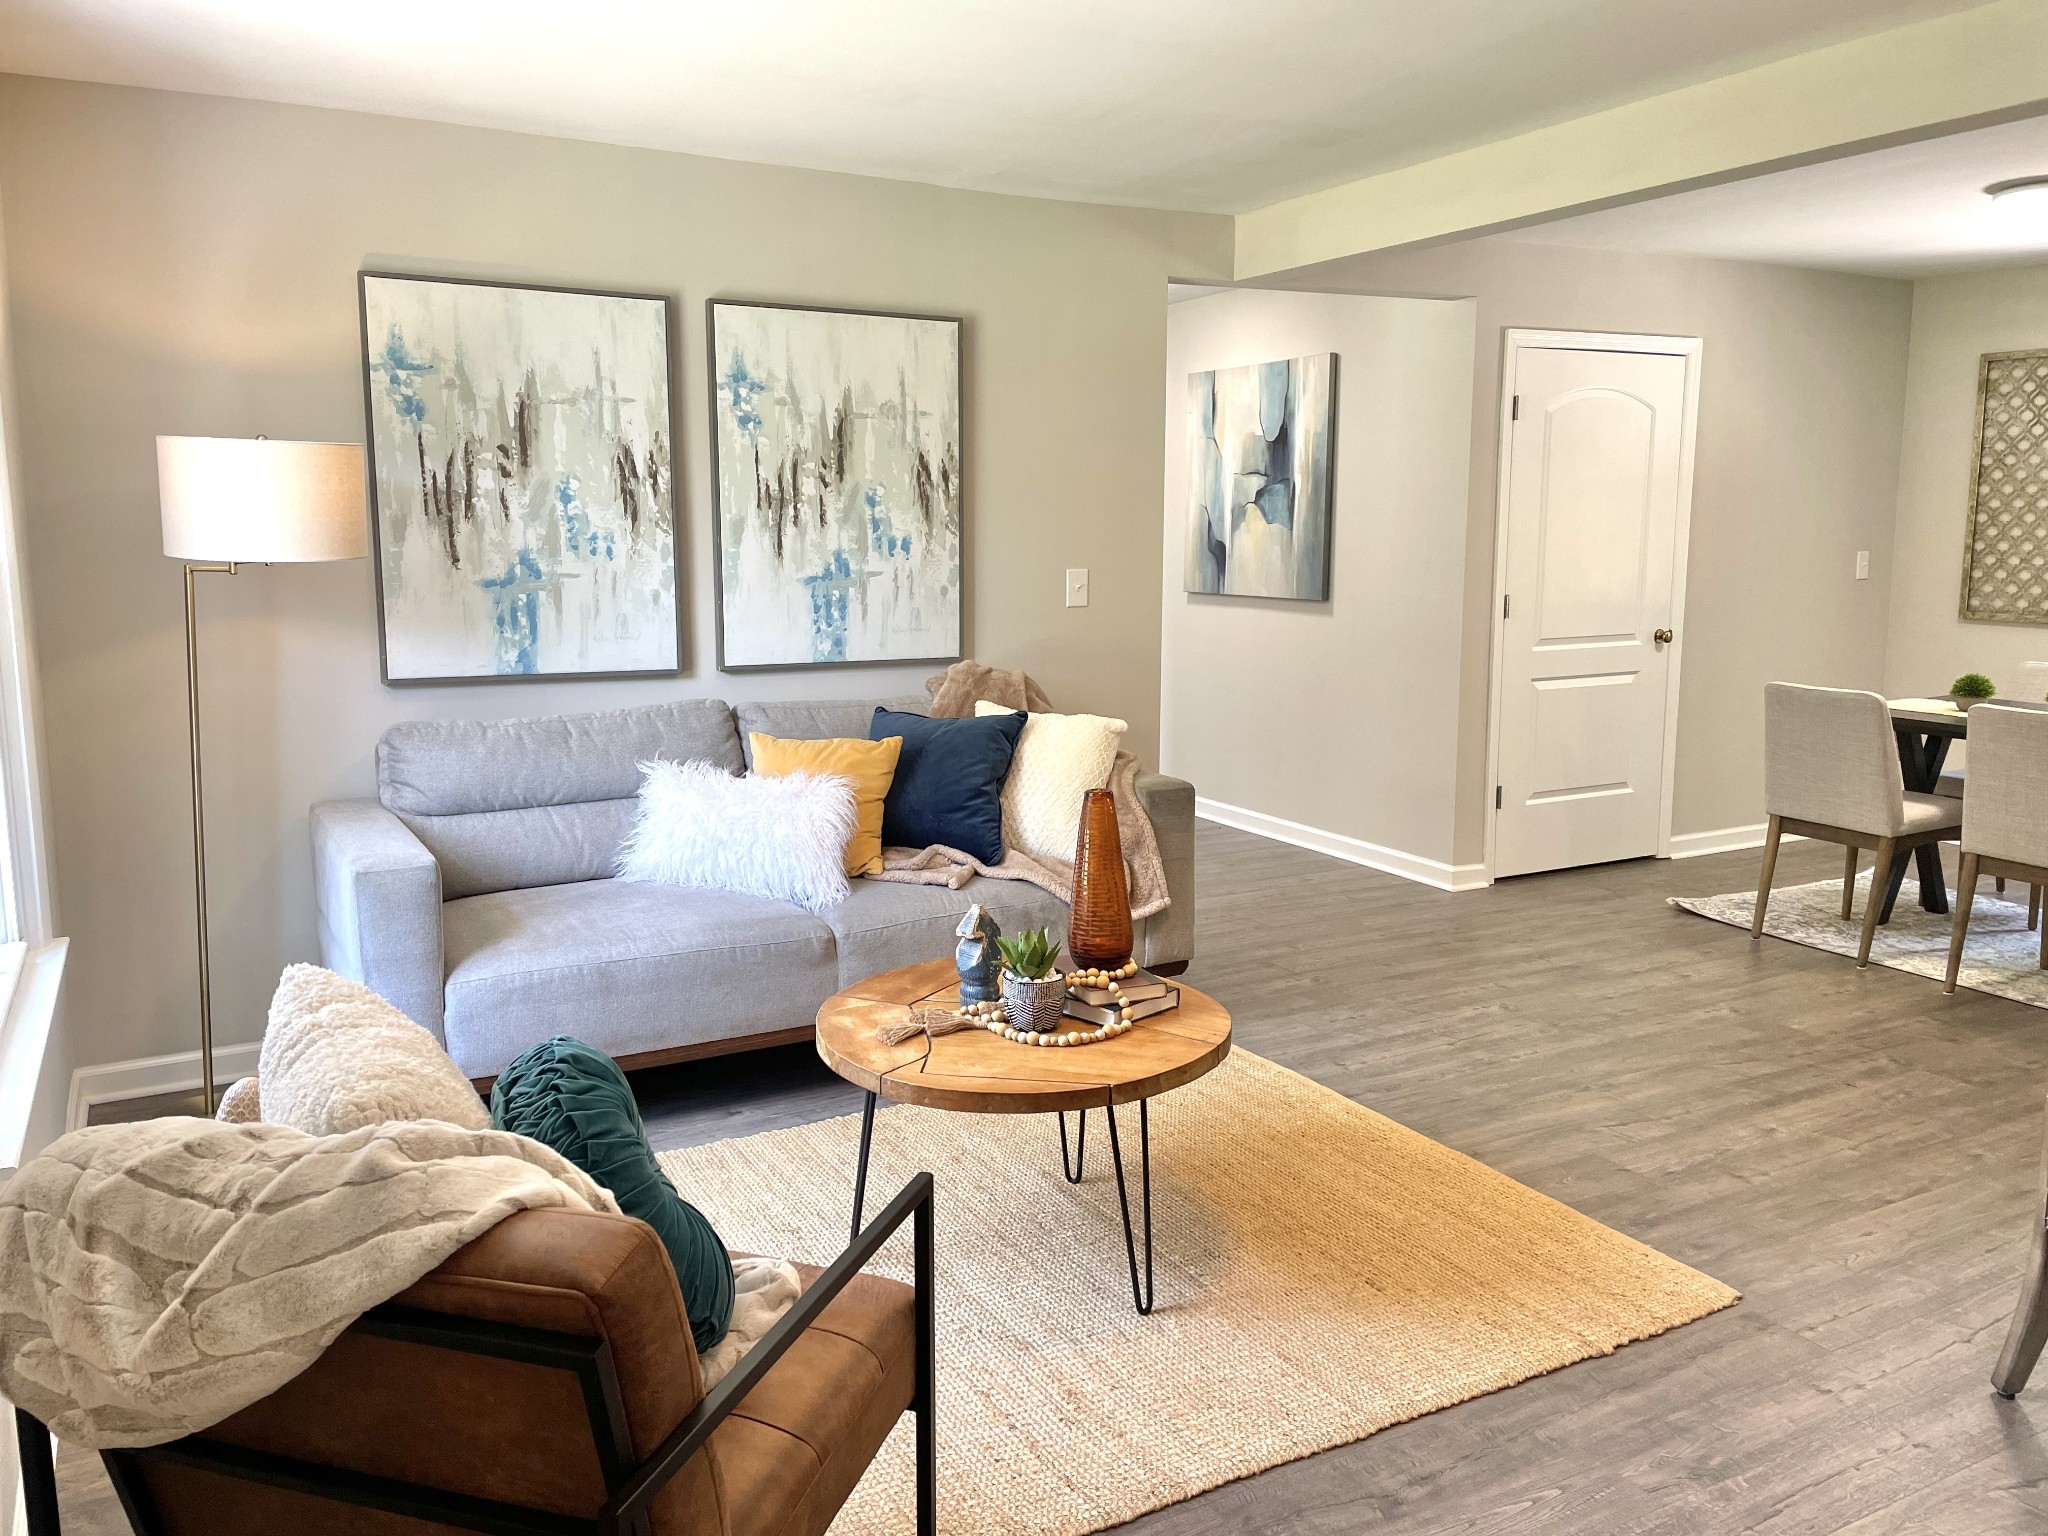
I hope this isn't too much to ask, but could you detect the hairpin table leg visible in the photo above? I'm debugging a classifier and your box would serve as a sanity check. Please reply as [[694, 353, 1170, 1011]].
[[1103, 1097, 1153, 1315], [850, 1091, 878, 1242], [1058, 1109, 1087, 1183]]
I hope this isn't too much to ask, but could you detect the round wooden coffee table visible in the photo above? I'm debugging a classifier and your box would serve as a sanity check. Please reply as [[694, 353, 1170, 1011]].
[[815, 957, 1232, 1314]]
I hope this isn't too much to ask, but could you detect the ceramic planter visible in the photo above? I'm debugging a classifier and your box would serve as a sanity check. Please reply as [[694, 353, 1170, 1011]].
[[1000, 970, 1067, 1036]]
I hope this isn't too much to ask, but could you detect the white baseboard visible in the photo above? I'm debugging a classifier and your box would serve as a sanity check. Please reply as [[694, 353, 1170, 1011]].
[[68, 1041, 260, 1131], [1668, 823, 1807, 859], [1196, 797, 1490, 892]]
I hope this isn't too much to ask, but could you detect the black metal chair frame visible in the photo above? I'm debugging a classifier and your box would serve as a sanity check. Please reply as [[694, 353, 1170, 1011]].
[[16, 1173, 936, 1536]]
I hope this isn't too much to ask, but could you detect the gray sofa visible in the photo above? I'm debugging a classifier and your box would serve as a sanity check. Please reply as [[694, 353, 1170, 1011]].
[[310, 696, 1196, 1081]]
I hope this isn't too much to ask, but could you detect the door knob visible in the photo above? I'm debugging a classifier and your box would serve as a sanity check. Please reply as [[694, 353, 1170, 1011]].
[[1653, 628, 1674, 645]]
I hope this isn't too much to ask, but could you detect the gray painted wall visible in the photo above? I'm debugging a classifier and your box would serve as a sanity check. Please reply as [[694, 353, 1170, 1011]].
[[1160, 289, 1477, 873], [0, 75, 1232, 1071], [1270, 240, 1915, 866], [1884, 263, 2048, 714]]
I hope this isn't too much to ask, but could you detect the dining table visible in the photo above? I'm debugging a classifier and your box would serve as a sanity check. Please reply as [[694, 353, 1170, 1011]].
[[1883, 696, 2048, 924]]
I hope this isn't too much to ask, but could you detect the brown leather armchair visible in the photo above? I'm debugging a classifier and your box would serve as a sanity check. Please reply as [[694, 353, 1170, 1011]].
[[16, 1174, 934, 1536]]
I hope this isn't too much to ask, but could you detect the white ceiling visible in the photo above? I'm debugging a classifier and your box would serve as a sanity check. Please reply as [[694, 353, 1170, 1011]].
[[1496, 113, 2048, 279], [0, 0, 1987, 214]]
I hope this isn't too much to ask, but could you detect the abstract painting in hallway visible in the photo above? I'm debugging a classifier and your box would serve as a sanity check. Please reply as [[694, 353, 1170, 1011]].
[[1186, 354, 1338, 601], [359, 273, 678, 683], [709, 300, 961, 670]]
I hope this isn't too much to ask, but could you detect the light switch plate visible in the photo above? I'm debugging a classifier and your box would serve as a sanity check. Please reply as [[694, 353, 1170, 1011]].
[[1066, 568, 1089, 607], [1855, 550, 1870, 581]]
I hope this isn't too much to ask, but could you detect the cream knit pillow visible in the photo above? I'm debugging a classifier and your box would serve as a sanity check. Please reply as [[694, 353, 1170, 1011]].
[[977, 701, 1125, 864], [259, 964, 490, 1135]]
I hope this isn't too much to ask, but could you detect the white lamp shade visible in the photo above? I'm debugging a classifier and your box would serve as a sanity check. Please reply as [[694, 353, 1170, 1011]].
[[157, 436, 368, 562]]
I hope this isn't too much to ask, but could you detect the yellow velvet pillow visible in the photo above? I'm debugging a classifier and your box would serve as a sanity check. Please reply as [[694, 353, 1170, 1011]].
[[748, 733, 903, 877]]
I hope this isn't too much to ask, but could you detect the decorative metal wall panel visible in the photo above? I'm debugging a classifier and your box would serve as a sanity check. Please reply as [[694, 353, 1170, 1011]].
[[1961, 348, 2048, 625]]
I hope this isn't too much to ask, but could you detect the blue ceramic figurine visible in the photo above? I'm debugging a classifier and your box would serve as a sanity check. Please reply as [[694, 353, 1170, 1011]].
[[955, 904, 1003, 1003]]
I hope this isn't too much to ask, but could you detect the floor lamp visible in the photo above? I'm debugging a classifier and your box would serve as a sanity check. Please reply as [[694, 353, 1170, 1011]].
[[156, 436, 367, 1111]]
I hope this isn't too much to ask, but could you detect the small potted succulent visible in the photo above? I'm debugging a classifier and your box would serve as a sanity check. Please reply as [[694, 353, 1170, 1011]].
[[996, 926, 1067, 1037], [1950, 672, 1998, 709]]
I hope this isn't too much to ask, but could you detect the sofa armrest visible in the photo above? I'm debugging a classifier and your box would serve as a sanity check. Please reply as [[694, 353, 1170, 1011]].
[[310, 798, 446, 1040], [1134, 771, 1195, 971]]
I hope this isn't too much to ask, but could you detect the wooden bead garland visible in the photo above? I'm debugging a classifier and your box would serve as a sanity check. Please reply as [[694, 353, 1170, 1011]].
[[951, 969, 1140, 1047]]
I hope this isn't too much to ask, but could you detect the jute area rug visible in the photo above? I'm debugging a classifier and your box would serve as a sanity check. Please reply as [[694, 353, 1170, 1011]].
[[1673, 873, 2048, 1008], [656, 1050, 1738, 1536]]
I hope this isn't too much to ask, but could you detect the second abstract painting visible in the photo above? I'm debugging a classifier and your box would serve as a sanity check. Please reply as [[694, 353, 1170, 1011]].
[[1186, 353, 1338, 601], [709, 300, 962, 670]]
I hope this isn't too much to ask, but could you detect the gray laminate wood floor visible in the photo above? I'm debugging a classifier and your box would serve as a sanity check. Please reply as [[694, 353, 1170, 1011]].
[[58, 827, 2048, 1532]]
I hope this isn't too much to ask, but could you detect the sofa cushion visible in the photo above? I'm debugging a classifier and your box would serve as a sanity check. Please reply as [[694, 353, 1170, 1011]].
[[442, 880, 838, 1079], [820, 877, 1068, 988], [381, 701, 748, 899], [400, 800, 642, 901], [736, 698, 928, 766], [381, 700, 745, 815]]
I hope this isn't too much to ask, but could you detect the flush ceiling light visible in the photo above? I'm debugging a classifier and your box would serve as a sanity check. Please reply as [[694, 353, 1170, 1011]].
[[1986, 176, 2048, 209]]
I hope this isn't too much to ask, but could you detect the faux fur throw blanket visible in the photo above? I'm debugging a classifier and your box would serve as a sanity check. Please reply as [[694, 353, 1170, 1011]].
[[867, 662, 1169, 919], [0, 1116, 618, 1448]]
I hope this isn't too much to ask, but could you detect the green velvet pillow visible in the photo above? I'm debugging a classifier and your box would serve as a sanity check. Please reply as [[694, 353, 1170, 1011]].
[[491, 1037, 734, 1354]]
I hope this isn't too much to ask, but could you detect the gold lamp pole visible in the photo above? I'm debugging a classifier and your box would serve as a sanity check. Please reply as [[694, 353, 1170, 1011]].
[[181, 557, 236, 1112], [157, 437, 367, 1112]]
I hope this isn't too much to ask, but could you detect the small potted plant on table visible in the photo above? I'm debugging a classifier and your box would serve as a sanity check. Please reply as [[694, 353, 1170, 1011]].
[[1950, 672, 1998, 709], [997, 927, 1067, 1037]]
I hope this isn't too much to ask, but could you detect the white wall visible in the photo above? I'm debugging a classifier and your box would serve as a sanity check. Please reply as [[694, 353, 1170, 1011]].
[[1161, 289, 1478, 882], [1885, 263, 2048, 707], [1264, 240, 1915, 863], [0, 75, 1233, 1072]]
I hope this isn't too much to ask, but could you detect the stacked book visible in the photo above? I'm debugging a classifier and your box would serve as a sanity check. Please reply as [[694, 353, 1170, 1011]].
[[1062, 968, 1180, 1027]]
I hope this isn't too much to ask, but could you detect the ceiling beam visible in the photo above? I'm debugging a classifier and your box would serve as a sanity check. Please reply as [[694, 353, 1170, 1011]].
[[1234, 0, 2048, 281]]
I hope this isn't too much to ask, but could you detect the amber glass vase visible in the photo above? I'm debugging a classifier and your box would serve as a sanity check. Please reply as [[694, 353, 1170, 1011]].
[[1068, 787, 1134, 968]]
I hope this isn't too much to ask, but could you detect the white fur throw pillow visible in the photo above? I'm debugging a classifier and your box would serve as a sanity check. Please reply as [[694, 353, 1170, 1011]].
[[259, 964, 490, 1135], [616, 759, 857, 913], [975, 701, 1127, 863]]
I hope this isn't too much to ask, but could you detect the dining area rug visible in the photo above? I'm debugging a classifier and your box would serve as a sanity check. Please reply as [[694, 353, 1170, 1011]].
[[657, 1049, 1738, 1536], [1674, 873, 2048, 1007]]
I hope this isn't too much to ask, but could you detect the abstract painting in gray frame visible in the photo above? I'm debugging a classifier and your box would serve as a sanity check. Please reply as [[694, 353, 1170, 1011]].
[[1186, 354, 1337, 600], [360, 273, 678, 682], [710, 300, 961, 670]]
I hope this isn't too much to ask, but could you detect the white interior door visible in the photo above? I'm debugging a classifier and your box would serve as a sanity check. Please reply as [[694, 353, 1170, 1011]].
[[1492, 340, 1694, 879]]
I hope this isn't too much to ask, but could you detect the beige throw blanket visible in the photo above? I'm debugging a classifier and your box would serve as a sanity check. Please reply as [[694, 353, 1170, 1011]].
[[867, 663, 1169, 919], [0, 1116, 617, 1447], [923, 659, 1053, 718]]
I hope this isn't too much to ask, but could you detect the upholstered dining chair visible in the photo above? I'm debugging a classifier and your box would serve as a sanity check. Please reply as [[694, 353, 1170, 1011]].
[[1937, 659, 2048, 799], [1754, 683, 1962, 967], [1943, 704, 2048, 992], [1935, 662, 2048, 920]]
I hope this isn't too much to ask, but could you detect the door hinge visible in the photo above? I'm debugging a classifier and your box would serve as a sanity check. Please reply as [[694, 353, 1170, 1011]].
[[1511, 394, 1520, 422], [1503, 592, 1511, 619], [1495, 785, 1503, 810]]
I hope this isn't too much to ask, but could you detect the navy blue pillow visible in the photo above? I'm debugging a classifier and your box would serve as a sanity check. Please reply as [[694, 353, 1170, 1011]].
[[870, 707, 1026, 865]]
